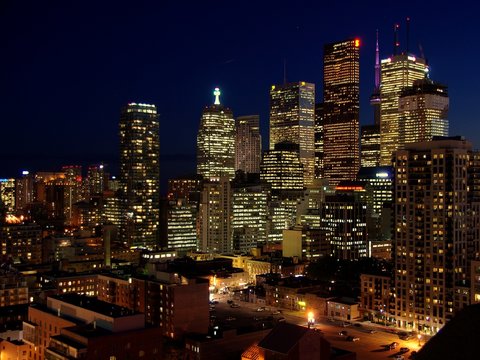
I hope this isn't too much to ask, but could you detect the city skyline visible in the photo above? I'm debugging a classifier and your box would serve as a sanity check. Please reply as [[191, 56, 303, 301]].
[[1, 1, 478, 185]]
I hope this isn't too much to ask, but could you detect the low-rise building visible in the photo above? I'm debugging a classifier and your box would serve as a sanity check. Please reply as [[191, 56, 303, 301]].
[[326, 297, 360, 322]]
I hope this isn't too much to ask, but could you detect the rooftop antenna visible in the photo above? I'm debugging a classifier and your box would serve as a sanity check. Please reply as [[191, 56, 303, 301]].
[[406, 17, 410, 54], [393, 23, 400, 56]]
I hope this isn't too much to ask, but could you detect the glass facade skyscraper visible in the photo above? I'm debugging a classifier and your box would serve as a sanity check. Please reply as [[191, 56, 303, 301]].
[[269, 82, 315, 185], [380, 54, 428, 165], [323, 39, 360, 185]]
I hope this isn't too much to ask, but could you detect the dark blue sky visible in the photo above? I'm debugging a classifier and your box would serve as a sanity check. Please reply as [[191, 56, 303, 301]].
[[0, 0, 478, 188]]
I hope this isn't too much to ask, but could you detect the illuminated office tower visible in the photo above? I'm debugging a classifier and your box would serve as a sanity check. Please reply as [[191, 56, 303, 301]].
[[15, 171, 34, 213], [323, 39, 360, 185], [269, 82, 315, 185], [167, 199, 197, 253], [260, 142, 304, 191], [232, 184, 268, 251], [380, 54, 428, 165], [235, 115, 261, 174], [361, 125, 381, 167], [119, 102, 160, 248], [320, 182, 368, 260], [0, 179, 15, 215], [166, 176, 201, 253], [197, 88, 236, 181], [358, 166, 393, 243], [314, 103, 325, 178], [393, 137, 480, 333], [199, 177, 232, 253], [86, 164, 109, 197], [398, 78, 449, 145]]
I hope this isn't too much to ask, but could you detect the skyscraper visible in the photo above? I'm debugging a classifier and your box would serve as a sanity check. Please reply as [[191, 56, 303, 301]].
[[119, 102, 160, 248], [260, 142, 304, 191], [235, 115, 262, 174], [197, 88, 236, 181], [199, 177, 232, 253], [380, 54, 428, 165], [269, 82, 315, 185], [314, 103, 324, 178], [361, 125, 381, 167], [323, 39, 360, 185], [398, 78, 449, 145], [393, 137, 479, 333]]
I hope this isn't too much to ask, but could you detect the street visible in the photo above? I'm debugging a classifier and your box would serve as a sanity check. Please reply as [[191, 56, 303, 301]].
[[211, 294, 424, 360]]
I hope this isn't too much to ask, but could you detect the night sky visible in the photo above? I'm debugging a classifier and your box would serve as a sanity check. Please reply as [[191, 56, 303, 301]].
[[1, 1, 478, 191]]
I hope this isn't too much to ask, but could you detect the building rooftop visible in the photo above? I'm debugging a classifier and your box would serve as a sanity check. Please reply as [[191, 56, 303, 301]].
[[49, 294, 139, 318], [416, 304, 480, 360], [258, 323, 310, 354]]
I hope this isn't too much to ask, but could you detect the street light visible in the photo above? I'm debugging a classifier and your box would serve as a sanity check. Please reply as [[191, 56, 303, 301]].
[[308, 312, 315, 328], [417, 334, 422, 347]]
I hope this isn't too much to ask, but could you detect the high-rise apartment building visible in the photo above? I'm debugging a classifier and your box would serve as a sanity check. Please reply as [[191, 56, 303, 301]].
[[197, 88, 236, 181], [314, 103, 324, 178], [269, 82, 315, 185], [393, 137, 480, 333], [323, 39, 360, 185], [0, 179, 15, 216], [199, 177, 232, 253], [15, 171, 34, 214], [86, 163, 109, 198], [119, 102, 160, 248], [235, 115, 261, 174], [380, 54, 428, 165], [398, 78, 449, 145]]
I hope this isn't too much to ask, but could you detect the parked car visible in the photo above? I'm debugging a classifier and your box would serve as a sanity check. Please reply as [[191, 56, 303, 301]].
[[256, 307, 266, 312], [277, 317, 286, 322], [368, 329, 377, 334], [394, 355, 404, 360], [230, 303, 240, 308], [339, 330, 348, 336], [400, 347, 409, 353], [272, 310, 281, 315], [346, 336, 359, 342], [353, 323, 362, 327]]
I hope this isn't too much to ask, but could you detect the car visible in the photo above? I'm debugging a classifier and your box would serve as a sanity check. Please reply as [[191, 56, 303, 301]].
[[272, 310, 281, 315], [277, 317, 286, 322], [346, 336, 359, 342], [339, 330, 348, 336], [230, 303, 240, 308], [342, 322, 352, 327], [210, 300, 219, 305], [389, 342, 398, 350], [400, 335, 413, 340], [353, 323, 362, 327], [256, 307, 266, 312], [394, 356, 404, 360], [400, 347, 410, 353], [368, 329, 377, 334]]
